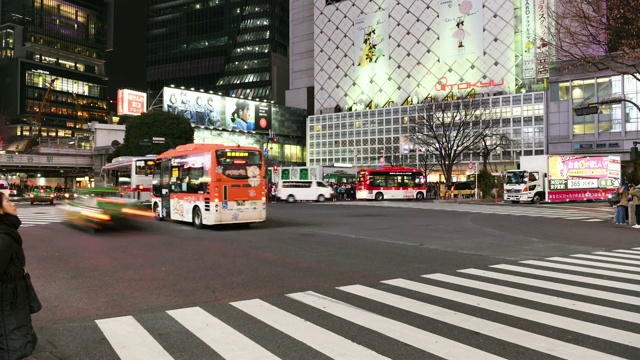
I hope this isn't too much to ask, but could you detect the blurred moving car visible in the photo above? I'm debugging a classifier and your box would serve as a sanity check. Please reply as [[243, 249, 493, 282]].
[[30, 185, 55, 205], [63, 187, 154, 231]]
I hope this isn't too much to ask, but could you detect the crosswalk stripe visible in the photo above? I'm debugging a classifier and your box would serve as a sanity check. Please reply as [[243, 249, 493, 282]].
[[594, 251, 640, 260], [232, 299, 390, 360], [458, 268, 640, 305], [423, 273, 640, 323], [384, 279, 640, 348], [520, 260, 640, 280], [166, 307, 278, 360], [545, 257, 640, 273], [492, 264, 640, 291], [634, 247, 640, 250], [613, 249, 640, 255], [572, 254, 640, 265], [287, 291, 504, 360], [340, 284, 621, 360], [95, 316, 173, 360]]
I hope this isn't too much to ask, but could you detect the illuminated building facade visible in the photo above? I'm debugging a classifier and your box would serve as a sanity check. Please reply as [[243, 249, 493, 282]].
[[0, 0, 109, 150]]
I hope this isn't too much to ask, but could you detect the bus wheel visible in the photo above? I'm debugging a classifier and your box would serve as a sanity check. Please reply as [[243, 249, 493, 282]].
[[375, 192, 384, 201], [416, 192, 425, 200], [287, 195, 296, 203], [192, 207, 203, 229], [153, 203, 164, 221], [317, 194, 326, 202]]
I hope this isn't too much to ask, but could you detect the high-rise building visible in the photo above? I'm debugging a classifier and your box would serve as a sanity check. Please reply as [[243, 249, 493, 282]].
[[0, 0, 111, 151], [146, 0, 289, 105]]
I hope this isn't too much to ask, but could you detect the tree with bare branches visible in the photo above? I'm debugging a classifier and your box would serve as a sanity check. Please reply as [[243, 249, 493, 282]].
[[548, 0, 640, 80], [408, 99, 501, 184], [477, 131, 512, 172]]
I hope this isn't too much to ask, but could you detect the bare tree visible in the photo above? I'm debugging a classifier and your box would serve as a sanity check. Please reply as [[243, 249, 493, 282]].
[[548, 0, 640, 80], [478, 130, 512, 172], [408, 99, 498, 184]]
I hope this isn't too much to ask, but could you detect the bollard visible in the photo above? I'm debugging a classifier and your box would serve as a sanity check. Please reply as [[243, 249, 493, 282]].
[[494, 189, 498, 204]]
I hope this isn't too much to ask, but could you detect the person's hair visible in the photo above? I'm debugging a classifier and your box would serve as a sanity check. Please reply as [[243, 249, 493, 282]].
[[231, 100, 250, 121]]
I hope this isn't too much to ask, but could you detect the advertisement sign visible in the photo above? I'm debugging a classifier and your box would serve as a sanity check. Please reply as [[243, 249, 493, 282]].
[[116, 89, 147, 116], [547, 155, 620, 201], [535, 0, 549, 78], [439, 0, 484, 60], [353, 11, 389, 73], [163, 87, 271, 132], [521, 0, 536, 79]]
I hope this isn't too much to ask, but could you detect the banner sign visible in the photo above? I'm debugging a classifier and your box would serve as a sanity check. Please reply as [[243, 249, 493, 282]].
[[535, 0, 549, 78], [117, 89, 147, 116], [547, 155, 620, 201], [353, 11, 389, 73], [163, 87, 272, 132], [521, 0, 536, 79], [439, 0, 484, 60]]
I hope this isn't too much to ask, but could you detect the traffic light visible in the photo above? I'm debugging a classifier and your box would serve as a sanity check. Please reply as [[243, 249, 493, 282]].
[[573, 105, 599, 116], [274, 164, 278, 174]]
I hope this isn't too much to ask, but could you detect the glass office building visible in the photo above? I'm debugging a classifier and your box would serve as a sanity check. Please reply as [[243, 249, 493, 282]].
[[307, 92, 546, 181], [146, 0, 289, 104], [0, 0, 109, 150]]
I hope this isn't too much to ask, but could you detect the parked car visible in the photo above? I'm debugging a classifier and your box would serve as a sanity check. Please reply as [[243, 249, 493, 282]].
[[0, 180, 9, 198]]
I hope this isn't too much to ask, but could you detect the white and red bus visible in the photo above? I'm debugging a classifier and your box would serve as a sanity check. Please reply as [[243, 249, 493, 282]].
[[101, 155, 156, 203], [151, 143, 266, 228], [356, 167, 427, 201]]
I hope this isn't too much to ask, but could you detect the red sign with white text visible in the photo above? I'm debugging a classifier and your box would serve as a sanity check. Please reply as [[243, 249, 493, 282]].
[[117, 89, 147, 116]]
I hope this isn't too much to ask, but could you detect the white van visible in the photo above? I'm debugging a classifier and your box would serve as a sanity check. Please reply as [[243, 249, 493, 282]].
[[277, 180, 334, 202]]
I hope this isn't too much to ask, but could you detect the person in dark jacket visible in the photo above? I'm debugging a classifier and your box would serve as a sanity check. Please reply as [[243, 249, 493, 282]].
[[0, 193, 37, 360]]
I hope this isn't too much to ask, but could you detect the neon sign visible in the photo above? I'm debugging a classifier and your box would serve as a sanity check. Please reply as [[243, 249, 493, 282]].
[[434, 77, 505, 91]]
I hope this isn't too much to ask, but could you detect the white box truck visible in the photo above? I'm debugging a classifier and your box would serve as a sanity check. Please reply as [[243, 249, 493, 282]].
[[504, 154, 621, 204]]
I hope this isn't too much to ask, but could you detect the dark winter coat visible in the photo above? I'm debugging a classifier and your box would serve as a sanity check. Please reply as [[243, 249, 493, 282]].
[[0, 223, 37, 360]]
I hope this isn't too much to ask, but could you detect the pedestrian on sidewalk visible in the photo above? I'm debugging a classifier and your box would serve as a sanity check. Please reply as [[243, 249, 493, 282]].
[[628, 184, 640, 228], [0, 193, 38, 360], [614, 185, 629, 225]]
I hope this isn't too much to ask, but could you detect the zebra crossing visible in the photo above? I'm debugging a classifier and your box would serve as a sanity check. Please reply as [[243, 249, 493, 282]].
[[330, 201, 615, 222], [95, 247, 640, 359], [18, 205, 65, 228]]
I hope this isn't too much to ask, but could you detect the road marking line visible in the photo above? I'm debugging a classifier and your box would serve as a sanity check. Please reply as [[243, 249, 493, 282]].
[[491, 264, 640, 291], [593, 251, 640, 260], [614, 249, 640, 255], [582, 219, 604, 222], [572, 254, 640, 265], [340, 284, 622, 360], [546, 257, 640, 273], [458, 268, 640, 305], [167, 307, 278, 360], [232, 299, 389, 360], [520, 260, 640, 280], [385, 279, 640, 348], [287, 291, 504, 360], [96, 315, 174, 360], [424, 273, 640, 323]]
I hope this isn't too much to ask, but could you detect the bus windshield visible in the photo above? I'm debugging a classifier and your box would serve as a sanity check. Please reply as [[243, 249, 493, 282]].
[[215, 150, 262, 179]]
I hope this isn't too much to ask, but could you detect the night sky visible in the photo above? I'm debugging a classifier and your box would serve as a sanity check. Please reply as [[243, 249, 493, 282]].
[[105, 0, 147, 105]]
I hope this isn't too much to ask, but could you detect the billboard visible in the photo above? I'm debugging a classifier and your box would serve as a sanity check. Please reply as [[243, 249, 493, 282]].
[[353, 11, 389, 74], [162, 87, 271, 132], [547, 155, 620, 201], [521, 0, 536, 79], [117, 89, 147, 116], [439, 0, 484, 60]]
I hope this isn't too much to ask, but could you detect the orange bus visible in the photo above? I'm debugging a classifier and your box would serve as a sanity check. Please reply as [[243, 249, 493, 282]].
[[151, 143, 266, 228]]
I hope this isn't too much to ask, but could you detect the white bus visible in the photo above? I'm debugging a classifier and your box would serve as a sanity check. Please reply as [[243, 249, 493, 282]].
[[101, 155, 156, 203]]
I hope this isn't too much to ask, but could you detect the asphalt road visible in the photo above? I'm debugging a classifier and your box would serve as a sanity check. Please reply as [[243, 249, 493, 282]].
[[17, 200, 640, 359]]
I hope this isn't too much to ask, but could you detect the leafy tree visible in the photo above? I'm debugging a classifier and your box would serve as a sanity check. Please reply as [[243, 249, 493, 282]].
[[548, 0, 640, 80], [108, 111, 194, 161], [477, 169, 497, 199], [408, 99, 499, 184]]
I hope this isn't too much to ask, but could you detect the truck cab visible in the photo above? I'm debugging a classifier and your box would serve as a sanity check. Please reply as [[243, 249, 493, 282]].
[[504, 170, 545, 204]]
